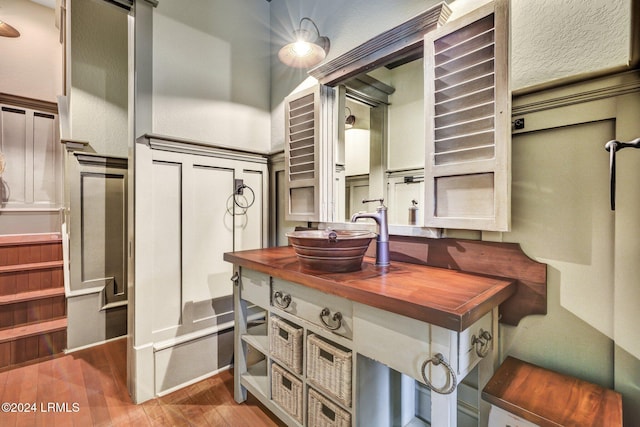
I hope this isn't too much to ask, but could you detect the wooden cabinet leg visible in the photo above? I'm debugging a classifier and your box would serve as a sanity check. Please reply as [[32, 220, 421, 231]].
[[233, 270, 248, 403]]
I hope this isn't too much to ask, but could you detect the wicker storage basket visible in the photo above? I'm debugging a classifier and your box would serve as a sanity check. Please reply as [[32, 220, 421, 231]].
[[306, 334, 352, 407], [308, 388, 351, 427], [270, 316, 303, 374], [271, 363, 303, 423]]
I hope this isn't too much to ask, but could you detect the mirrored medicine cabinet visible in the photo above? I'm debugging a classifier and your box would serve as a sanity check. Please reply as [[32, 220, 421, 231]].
[[283, 0, 511, 234]]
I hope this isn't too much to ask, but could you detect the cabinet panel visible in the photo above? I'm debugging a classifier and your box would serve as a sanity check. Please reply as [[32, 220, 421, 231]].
[[151, 160, 183, 333], [184, 165, 234, 303], [32, 113, 58, 203], [1, 107, 27, 203], [353, 302, 432, 382], [354, 303, 492, 383], [241, 269, 270, 308], [488, 405, 539, 427], [272, 278, 353, 339], [458, 312, 492, 378]]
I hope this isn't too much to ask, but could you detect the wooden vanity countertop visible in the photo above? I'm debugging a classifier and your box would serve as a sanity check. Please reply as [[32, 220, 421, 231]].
[[224, 246, 516, 332]]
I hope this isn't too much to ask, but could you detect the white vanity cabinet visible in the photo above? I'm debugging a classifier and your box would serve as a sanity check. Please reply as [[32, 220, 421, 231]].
[[227, 247, 514, 427]]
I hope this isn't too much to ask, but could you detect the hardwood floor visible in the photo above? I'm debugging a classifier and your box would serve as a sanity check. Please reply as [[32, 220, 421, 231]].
[[0, 338, 283, 426]]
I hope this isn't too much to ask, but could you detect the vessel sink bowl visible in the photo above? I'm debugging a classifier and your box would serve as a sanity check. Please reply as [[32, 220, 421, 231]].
[[286, 229, 376, 273]]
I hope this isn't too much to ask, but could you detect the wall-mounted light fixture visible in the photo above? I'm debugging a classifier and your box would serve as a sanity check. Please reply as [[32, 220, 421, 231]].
[[345, 107, 356, 129], [278, 17, 330, 68], [0, 20, 20, 38]]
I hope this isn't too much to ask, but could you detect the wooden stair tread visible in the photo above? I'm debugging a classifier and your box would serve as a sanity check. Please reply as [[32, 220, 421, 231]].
[[0, 318, 67, 344], [482, 356, 623, 426], [0, 287, 65, 305], [0, 260, 63, 274], [0, 233, 62, 247]]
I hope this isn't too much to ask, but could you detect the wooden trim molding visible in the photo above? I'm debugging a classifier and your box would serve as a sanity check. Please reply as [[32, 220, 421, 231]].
[[308, 2, 451, 86], [102, 0, 135, 10], [377, 235, 547, 326], [61, 139, 90, 151], [513, 70, 640, 116], [0, 93, 58, 114], [140, 134, 268, 164], [74, 152, 128, 169]]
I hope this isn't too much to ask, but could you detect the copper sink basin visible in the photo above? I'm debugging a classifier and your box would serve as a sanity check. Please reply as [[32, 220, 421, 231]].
[[286, 229, 376, 273]]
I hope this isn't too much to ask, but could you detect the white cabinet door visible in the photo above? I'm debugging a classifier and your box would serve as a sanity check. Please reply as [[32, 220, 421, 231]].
[[424, 0, 511, 231]]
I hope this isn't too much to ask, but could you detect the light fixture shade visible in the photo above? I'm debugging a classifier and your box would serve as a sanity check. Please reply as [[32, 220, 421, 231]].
[[0, 20, 20, 38], [279, 18, 330, 68], [278, 41, 326, 68], [345, 107, 356, 129]]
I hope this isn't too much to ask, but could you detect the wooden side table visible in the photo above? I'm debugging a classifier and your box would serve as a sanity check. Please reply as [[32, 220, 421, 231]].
[[482, 356, 623, 426]]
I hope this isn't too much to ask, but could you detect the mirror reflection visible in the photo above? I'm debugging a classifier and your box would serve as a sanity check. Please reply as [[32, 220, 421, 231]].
[[335, 58, 426, 227]]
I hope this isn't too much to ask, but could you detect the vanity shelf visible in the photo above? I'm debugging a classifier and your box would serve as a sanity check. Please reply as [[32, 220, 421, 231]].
[[241, 322, 268, 355], [241, 358, 269, 398]]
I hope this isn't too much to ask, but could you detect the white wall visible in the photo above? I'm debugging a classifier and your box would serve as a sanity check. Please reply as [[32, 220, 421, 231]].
[[151, 0, 271, 152], [384, 59, 425, 171], [70, 0, 128, 157], [0, 0, 62, 102]]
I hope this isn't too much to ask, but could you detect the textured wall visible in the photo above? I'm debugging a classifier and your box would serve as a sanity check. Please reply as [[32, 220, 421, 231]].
[[509, 0, 630, 89], [0, 0, 62, 102], [70, 0, 128, 157]]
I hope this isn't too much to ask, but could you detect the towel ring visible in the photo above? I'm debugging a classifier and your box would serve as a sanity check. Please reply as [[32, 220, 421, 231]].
[[420, 353, 457, 395]]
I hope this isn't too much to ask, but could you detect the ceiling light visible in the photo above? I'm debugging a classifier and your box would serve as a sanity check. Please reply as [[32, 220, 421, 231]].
[[278, 17, 330, 68], [0, 20, 20, 38]]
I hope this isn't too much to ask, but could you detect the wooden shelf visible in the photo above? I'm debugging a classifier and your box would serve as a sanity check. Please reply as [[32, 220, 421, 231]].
[[241, 323, 268, 355], [240, 359, 269, 397], [0, 317, 67, 344]]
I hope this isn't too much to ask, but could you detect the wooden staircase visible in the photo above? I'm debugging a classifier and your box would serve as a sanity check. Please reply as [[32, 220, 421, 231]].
[[0, 234, 67, 369]]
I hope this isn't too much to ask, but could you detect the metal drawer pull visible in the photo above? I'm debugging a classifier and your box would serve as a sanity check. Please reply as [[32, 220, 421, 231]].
[[471, 329, 493, 358], [230, 272, 239, 287], [319, 308, 342, 330], [273, 291, 292, 309], [421, 353, 457, 395]]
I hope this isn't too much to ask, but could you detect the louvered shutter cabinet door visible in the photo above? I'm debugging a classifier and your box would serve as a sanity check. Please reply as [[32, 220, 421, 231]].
[[424, 0, 511, 231], [285, 85, 335, 221], [284, 86, 322, 222]]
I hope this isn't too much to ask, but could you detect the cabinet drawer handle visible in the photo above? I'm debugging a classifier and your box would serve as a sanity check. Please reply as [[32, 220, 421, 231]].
[[273, 291, 292, 309], [420, 353, 457, 395], [471, 329, 493, 358], [319, 308, 342, 330]]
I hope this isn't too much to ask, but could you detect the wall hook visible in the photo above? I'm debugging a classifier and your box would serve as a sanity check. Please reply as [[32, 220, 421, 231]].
[[604, 137, 640, 210]]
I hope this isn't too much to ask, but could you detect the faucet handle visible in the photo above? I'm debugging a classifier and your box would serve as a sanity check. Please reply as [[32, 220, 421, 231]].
[[362, 198, 385, 207]]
